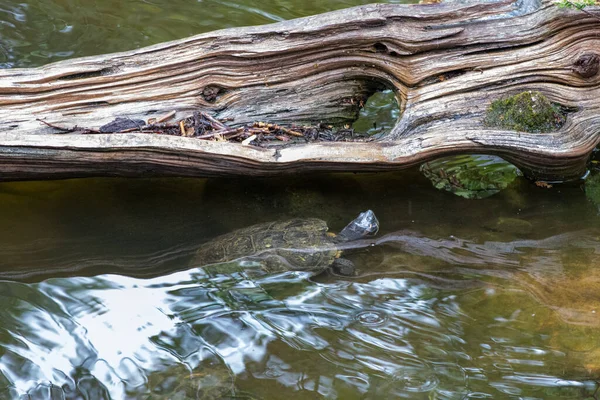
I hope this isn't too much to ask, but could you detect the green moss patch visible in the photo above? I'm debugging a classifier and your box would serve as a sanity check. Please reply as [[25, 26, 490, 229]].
[[485, 91, 566, 133]]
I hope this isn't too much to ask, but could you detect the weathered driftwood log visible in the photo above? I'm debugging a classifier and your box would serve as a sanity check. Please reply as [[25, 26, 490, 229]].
[[0, 0, 598, 181]]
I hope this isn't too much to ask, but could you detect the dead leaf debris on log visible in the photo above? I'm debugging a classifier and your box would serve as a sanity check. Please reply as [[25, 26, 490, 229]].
[[39, 111, 371, 148]]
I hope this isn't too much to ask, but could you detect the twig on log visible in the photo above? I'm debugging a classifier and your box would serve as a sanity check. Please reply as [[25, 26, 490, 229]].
[[157, 110, 177, 123], [37, 119, 101, 134], [196, 127, 244, 139], [200, 112, 227, 130], [242, 134, 257, 146], [226, 131, 246, 140], [253, 122, 304, 137], [118, 123, 178, 133]]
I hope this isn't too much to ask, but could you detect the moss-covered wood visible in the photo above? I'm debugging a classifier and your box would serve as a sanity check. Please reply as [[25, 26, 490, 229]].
[[0, 0, 599, 181], [485, 92, 566, 133]]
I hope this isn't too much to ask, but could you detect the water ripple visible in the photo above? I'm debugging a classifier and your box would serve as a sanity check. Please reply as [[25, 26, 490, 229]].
[[1, 230, 600, 398], [354, 310, 387, 326]]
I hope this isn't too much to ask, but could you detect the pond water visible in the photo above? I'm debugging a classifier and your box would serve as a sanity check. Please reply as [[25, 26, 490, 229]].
[[2, 173, 600, 399], [2, 1, 600, 399], [0, 0, 415, 68]]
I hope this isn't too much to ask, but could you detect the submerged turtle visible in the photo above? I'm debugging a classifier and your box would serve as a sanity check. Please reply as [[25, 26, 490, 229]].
[[192, 210, 379, 275]]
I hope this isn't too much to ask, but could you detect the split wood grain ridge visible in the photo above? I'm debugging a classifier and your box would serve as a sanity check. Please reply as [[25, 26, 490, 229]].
[[0, 0, 598, 181]]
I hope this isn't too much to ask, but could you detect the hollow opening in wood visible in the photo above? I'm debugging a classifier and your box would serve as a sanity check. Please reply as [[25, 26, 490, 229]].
[[352, 89, 401, 138]]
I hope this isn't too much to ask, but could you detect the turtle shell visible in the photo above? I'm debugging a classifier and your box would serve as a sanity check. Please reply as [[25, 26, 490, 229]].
[[192, 218, 338, 273]]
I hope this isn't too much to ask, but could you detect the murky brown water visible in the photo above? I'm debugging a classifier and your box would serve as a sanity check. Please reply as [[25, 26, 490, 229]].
[[1, 172, 600, 399], [2, 0, 600, 399]]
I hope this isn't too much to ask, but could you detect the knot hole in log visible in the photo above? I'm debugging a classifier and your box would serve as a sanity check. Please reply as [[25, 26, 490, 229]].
[[373, 42, 399, 57], [573, 53, 599, 79], [201, 85, 226, 103], [344, 78, 404, 136]]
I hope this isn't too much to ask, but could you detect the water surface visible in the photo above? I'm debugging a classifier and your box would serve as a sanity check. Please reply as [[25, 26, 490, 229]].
[[1, 172, 600, 399], [0, 0, 415, 68], [1, 0, 600, 399]]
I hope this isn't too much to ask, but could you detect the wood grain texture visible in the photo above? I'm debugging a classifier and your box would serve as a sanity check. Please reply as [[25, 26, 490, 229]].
[[0, 0, 598, 181]]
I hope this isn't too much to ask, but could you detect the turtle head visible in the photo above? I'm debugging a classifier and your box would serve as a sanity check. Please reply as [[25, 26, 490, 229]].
[[338, 210, 379, 241]]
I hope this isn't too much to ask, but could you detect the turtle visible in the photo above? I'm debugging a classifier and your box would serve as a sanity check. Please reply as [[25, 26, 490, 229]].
[[191, 210, 379, 276]]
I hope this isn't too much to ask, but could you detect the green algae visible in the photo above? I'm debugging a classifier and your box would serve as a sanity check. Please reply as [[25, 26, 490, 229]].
[[485, 91, 566, 133]]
